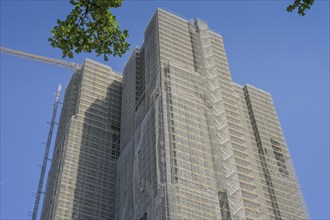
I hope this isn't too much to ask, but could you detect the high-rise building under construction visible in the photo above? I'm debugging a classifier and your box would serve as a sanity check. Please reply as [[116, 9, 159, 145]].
[[41, 59, 122, 219], [41, 8, 308, 220]]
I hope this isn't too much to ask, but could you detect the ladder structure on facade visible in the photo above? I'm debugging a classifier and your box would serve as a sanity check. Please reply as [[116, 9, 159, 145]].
[[1, 46, 80, 220], [196, 20, 246, 219], [31, 84, 62, 220]]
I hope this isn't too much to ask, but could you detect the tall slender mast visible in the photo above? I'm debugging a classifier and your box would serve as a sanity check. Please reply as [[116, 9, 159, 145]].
[[31, 84, 62, 220]]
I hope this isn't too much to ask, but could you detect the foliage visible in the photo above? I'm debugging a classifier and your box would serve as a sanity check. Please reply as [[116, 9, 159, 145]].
[[49, 0, 314, 61], [49, 0, 129, 61], [287, 0, 315, 16]]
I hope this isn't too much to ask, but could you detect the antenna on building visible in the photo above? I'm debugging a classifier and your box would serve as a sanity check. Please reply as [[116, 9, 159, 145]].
[[31, 84, 62, 220]]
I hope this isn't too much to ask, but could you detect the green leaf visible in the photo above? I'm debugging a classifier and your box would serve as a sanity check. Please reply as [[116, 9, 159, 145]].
[[48, 0, 130, 60], [287, 0, 315, 16]]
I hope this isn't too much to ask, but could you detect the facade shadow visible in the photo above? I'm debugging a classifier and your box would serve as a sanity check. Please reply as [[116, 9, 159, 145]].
[[71, 79, 121, 220]]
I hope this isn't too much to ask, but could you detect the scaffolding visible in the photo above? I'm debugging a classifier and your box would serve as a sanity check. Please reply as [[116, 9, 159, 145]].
[[117, 9, 308, 220], [32, 84, 62, 220], [195, 19, 246, 219], [1, 9, 309, 220]]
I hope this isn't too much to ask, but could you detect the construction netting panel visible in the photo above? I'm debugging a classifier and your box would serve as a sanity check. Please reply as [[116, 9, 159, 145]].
[[117, 10, 167, 220], [116, 136, 135, 220], [41, 59, 122, 220], [117, 8, 308, 220], [243, 85, 309, 219], [162, 62, 223, 220], [116, 100, 167, 220]]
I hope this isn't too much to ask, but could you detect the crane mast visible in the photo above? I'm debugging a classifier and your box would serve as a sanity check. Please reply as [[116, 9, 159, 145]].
[[0, 47, 80, 70], [32, 84, 62, 220]]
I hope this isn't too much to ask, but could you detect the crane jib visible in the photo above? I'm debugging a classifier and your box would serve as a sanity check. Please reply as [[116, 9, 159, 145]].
[[0, 46, 81, 70]]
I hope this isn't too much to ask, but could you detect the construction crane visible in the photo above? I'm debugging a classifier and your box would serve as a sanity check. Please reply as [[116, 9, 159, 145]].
[[1, 46, 78, 220], [31, 84, 62, 220], [0, 46, 81, 70]]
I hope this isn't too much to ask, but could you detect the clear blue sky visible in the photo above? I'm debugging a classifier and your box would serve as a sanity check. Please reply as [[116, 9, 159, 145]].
[[1, 1, 329, 219]]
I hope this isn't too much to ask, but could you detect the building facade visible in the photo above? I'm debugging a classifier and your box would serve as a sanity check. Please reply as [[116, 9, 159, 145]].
[[41, 59, 122, 219], [41, 9, 308, 220], [116, 9, 308, 220]]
